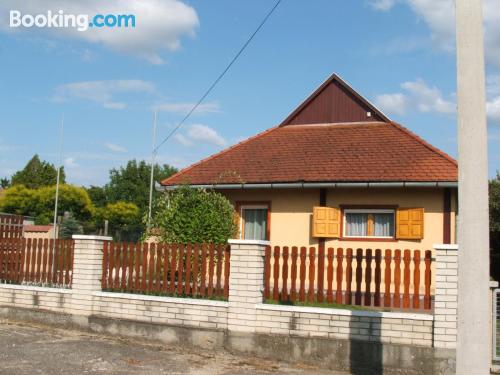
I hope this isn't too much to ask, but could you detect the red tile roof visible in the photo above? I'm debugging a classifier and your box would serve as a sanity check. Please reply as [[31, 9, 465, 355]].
[[24, 225, 53, 232], [161, 121, 457, 186]]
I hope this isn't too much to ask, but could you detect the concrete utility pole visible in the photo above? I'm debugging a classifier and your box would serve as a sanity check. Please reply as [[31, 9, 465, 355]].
[[455, 0, 490, 374]]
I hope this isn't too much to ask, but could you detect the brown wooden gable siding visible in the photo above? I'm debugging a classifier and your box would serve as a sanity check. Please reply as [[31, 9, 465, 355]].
[[280, 74, 389, 126]]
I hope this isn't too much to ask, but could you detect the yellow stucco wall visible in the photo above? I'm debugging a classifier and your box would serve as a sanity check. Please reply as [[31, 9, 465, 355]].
[[221, 187, 456, 251]]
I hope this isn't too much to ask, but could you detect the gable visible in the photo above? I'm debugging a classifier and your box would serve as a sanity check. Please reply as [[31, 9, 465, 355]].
[[280, 74, 389, 126]]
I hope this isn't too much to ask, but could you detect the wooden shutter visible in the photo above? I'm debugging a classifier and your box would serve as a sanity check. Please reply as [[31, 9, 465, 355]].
[[396, 208, 424, 240], [312, 207, 340, 238]]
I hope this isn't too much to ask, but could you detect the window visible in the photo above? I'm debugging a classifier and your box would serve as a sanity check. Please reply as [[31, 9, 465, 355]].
[[343, 209, 395, 238], [240, 205, 269, 240]]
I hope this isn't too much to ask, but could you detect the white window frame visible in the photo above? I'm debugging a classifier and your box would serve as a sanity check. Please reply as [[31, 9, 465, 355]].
[[343, 208, 395, 239], [239, 205, 269, 240]]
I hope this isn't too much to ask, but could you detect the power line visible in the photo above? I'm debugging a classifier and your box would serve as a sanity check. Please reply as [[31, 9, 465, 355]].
[[154, 0, 282, 153]]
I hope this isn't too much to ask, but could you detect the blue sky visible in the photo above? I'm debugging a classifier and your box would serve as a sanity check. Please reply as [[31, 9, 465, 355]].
[[0, 0, 499, 186]]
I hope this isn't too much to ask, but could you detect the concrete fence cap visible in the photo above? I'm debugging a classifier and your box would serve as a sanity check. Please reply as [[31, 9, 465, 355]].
[[228, 239, 271, 246], [433, 244, 458, 251], [72, 234, 113, 241]]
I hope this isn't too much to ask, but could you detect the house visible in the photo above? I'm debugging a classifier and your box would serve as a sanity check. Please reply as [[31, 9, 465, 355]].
[[160, 74, 458, 252]]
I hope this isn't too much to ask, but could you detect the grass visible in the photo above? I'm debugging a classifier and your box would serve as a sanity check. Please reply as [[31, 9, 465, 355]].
[[264, 298, 368, 311]]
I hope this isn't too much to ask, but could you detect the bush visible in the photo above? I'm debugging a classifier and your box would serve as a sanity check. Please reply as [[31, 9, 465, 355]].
[[149, 186, 237, 244], [95, 201, 142, 242]]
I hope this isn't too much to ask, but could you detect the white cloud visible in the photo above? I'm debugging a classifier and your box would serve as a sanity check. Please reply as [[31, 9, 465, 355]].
[[53, 79, 155, 109], [173, 134, 193, 146], [105, 142, 127, 153], [0, 0, 199, 64], [375, 79, 455, 115], [153, 101, 221, 115], [64, 157, 78, 167], [369, 0, 500, 67], [174, 124, 226, 147], [487, 97, 500, 121], [369, 0, 398, 11]]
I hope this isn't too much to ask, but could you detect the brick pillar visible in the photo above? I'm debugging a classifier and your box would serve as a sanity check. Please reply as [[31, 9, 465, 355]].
[[433, 244, 458, 349], [70, 235, 111, 316], [227, 239, 269, 333]]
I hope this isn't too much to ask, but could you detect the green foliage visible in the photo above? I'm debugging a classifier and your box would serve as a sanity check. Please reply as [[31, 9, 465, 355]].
[[149, 186, 237, 244], [0, 184, 94, 224], [86, 185, 108, 207], [59, 212, 83, 239], [95, 201, 142, 241], [490, 173, 500, 281], [0, 178, 9, 188], [105, 160, 177, 212], [11, 154, 65, 189]]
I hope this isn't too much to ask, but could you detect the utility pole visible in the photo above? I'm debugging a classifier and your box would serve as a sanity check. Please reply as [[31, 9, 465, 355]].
[[53, 114, 64, 243], [455, 0, 490, 374], [147, 111, 158, 228]]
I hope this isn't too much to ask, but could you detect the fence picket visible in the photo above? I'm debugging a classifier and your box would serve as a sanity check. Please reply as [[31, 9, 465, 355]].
[[264, 246, 271, 299], [364, 249, 372, 306], [394, 250, 401, 308], [384, 249, 392, 307], [121, 243, 128, 290], [355, 249, 363, 305], [345, 248, 353, 305], [200, 245, 206, 297], [424, 250, 432, 310], [47, 239, 54, 285], [317, 245, 325, 303], [163, 244, 170, 292], [403, 250, 411, 309], [142, 243, 149, 292], [185, 244, 192, 296], [413, 250, 421, 309], [290, 246, 298, 303], [273, 246, 280, 301], [308, 247, 315, 303], [336, 248, 344, 304], [299, 247, 306, 302], [207, 244, 214, 297], [134, 243, 141, 292], [326, 247, 334, 304], [216, 244, 223, 297], [374, 249, 381, 307], [281, 246, 289, 301], [42, 239, 48, 284]]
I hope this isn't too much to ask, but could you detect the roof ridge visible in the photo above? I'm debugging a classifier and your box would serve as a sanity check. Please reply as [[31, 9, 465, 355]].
[[161, 125, 281, 185], [388, 121, 458, 167]]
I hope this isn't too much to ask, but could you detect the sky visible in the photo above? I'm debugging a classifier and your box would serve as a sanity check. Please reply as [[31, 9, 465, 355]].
[[0, 0, 499, 187]]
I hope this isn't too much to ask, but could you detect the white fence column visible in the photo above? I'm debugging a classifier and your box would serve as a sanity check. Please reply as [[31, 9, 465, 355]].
[[227, 239, 269, 333], [70, 235, 111, 316], [433, 244, 458, 349]]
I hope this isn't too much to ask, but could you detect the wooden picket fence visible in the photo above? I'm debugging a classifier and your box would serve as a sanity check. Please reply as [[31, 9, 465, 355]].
[[264, 246, 432, 311], [101, 242, 231, 300], [0, 237, 74, 287], [0, 214, 24, 239]]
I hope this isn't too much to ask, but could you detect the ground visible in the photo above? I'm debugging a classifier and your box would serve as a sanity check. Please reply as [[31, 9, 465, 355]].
[[0, 321, 350, 375]]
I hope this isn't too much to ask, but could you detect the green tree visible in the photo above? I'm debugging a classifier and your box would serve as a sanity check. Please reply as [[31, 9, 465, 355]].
[[149, 186, 237, 244], [0, 178, 9, 188], [105, 160, 177, 212], [490, 173, 500, 281], [11, 154, 65, 189], [0, 184, 94, 224], [95, 201, 141, 241], [86, 185, 108, 207], [59, 212, 83, 239]]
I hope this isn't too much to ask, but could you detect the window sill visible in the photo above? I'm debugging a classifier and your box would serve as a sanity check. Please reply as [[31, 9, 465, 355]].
[[338, 237, 398, 242]]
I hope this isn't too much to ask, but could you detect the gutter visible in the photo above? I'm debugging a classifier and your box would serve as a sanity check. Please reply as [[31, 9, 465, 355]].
[[156, 181, 458, 192]]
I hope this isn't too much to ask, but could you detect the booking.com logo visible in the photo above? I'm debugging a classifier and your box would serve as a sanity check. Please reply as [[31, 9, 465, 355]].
[[9, 10, 136, 32]]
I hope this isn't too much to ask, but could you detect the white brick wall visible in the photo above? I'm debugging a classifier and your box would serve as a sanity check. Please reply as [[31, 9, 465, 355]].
[[433, 244, 458, 349], [255, 304, 434, 346]]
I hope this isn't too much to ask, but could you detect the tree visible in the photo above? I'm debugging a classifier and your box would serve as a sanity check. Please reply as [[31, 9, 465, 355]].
[[59, 212, 83, 239], [490, 173, 500, 281], [105, 160, 177, 212], [149, 186, 237, 244], [0, 184, 94, 224], [11, 154, 65, 189], [86, 185, 108, 207], [95, 201, 141, 241], [0, 178, 9, 189]]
